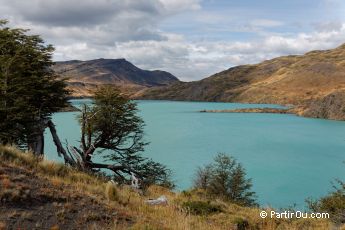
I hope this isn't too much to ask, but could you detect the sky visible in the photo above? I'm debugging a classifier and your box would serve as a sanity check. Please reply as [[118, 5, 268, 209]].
[[1, 0, 345, 81]]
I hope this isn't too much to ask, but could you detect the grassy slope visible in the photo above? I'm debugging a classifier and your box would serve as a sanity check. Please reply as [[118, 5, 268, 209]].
[[0, 146, 339, 230], [137, 44, 345, 120]]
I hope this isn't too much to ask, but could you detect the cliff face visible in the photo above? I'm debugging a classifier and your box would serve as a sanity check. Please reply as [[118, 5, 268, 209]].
[[53, 58, 179, 97], [300, 90, 345, 120], [137, 44, 345, 120]]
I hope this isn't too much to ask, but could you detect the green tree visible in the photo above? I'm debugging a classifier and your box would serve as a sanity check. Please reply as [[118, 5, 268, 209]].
[[0, 20, 68, 154], [194, 153, 257, 206], [51, 86, 174, 188]]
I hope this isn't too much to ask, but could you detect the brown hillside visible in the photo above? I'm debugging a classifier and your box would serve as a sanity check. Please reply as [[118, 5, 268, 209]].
[[137, 43, 345, 120], [0, 146, 335, 230], [53, 59, 179, 97]]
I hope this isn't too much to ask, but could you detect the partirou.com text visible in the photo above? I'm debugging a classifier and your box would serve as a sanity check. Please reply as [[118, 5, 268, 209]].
[[260, 210, 330, 219]]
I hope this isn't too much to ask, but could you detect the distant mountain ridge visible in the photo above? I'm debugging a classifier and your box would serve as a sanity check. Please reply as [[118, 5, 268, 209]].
[[136, 43, 345, 120], [54, 45, 345, 120], [53, 58, 179, 97]]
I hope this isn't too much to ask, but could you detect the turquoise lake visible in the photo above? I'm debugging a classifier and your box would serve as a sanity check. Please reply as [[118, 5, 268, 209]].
[[44, 99, 345, 209]]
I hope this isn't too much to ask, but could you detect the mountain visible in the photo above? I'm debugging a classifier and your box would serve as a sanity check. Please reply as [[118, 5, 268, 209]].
[[137, 43, 345, 120], [53, 58, 179, 97]]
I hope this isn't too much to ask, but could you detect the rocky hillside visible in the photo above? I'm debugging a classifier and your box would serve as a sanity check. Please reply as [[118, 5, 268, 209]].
[[137, 43, 345, 120], [53, 58, 179, 97]]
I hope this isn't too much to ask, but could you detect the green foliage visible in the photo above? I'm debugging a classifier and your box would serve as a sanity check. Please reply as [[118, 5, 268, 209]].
[[79, 86, 174, 188], [307, 180, 345, 223], [182, 200, 222, 215], [135, 159, 175, 189], [82, 86, 146, 158], [193, 153, 257, 206], [0, 20, 68, 148]]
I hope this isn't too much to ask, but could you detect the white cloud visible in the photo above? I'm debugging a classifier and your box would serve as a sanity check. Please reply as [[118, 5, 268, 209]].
[[1, 0, 344, 81], [52, 23, 345, 81], [159, 0, 201, 12]]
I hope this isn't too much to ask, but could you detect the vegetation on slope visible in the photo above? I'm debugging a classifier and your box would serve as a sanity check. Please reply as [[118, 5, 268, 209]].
[[0, 145, 338, 230], [42, 85, 173, 190], [193, 153, 257, 207], [0, 20, 69, 154], [307, 179, 345, 224], [0, 20, 173, 200], [138, 44, 345, 120]]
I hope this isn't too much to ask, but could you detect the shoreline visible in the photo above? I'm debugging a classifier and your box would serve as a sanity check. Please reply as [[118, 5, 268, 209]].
[[200, 107, 292, 114], [63, 97, 345, 122], [59, 103, 80, 112]]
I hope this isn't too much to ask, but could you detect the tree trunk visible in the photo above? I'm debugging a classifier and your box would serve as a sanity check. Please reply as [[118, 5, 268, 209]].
[[27, 118, 47, 156], [47, 120, 76, 166], [28, 131, 44, 155]]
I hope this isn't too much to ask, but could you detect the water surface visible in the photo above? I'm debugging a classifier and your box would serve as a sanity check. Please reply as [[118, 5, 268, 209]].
[[44, 100, 345, 209]]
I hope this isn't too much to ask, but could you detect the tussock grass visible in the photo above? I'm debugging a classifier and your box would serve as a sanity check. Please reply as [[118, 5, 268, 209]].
[[0, 145, 342, 230], [105, 181, 120, 202]]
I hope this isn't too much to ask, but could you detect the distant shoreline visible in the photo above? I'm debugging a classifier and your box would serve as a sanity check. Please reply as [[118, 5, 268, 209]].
[[200, 107, 292, 114], [61, 98, 345, 122], [67, 96, 93, 100], [59, 103, 80, 112]]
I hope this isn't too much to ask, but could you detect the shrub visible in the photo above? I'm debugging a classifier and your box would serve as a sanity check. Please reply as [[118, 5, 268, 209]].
[[307, 181, 345, 223], [193, 153, 257, 206], [182, 200, 222, 215]]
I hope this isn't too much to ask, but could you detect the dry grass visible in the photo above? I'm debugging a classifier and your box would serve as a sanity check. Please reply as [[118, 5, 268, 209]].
[[0, 145, 339, 230], [105, 181, 120, 202]]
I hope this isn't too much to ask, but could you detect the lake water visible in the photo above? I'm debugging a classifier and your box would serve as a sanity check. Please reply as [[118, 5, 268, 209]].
[[44, 99, 345, 209]]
